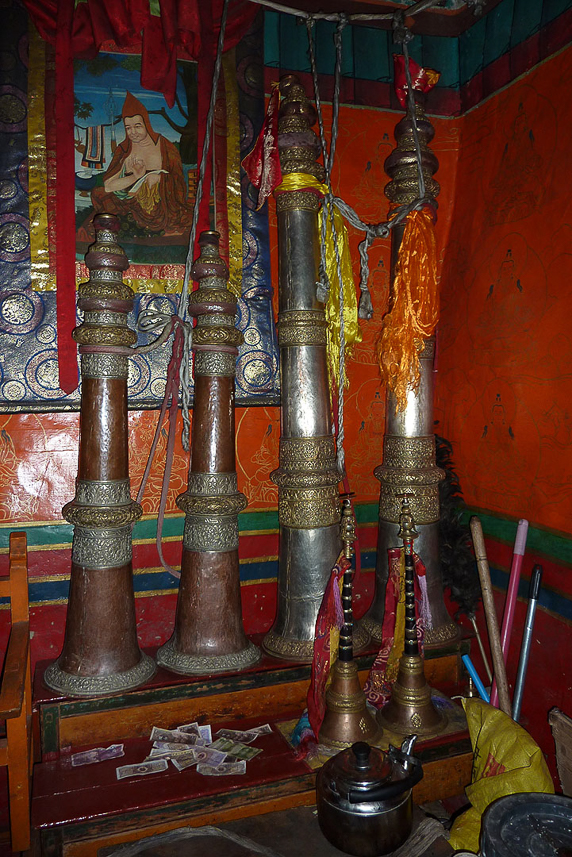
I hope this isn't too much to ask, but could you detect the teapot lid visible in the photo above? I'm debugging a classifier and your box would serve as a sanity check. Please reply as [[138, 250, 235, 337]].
[[328, 742, 393, 792]]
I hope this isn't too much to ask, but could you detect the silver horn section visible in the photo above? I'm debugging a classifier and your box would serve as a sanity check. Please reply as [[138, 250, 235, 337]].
[[262, 75, 341, 663]]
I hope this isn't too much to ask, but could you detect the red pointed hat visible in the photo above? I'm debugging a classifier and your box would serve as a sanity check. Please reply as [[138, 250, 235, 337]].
[[121, 92, 159, 144]]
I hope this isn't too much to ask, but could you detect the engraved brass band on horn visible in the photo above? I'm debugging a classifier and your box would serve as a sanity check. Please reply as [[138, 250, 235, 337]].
[[262, 75, 342, 663], [358, 95, 458, 650], [157, 231, 259, 675], [44, 213, 156, 698]]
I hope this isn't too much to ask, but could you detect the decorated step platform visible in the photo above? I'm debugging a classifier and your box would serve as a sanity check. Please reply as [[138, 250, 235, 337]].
[[32, 706, 471, 857], [31, 636, 473, 856], [32, 634, 470, 759]]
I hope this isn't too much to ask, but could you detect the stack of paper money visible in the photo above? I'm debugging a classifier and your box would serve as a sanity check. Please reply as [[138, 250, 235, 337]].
[[114, 721, 273, 780]]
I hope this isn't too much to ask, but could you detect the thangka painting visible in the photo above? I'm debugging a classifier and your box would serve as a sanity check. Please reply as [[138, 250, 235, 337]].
[[0, 12, 279, 412], [74, 52, 199, 265]]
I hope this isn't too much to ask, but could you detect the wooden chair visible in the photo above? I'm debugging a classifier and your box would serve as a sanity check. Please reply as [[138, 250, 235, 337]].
[[0, 533, 33, 851]]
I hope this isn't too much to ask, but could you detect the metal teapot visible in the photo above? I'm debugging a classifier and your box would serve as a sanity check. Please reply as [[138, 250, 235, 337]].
[[316, 736, 423, 857]]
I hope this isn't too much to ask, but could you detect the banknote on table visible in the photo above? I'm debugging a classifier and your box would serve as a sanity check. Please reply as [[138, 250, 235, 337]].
[[198, 724, 212, 743], [171, 746, 227, 771], [116, 759, 168, 780], [168, 748, 200, 770], [170, 746, 228, 772], [197, 760, 247, 776], [176, 722, 212, 743], [71, 744, 125, 767], [150, 727, 204, 746], [214, 728, 260, 744], [147, 746, 197, 760], [175, 722, 200, 737], [152, 738, 206, 752], [193, 747, 227, 765], [208, 738, 262, 761], [250, 723, 273, 735]]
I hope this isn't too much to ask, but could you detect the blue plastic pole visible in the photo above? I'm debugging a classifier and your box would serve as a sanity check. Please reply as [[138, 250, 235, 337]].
[[462, 654, 490, 703]]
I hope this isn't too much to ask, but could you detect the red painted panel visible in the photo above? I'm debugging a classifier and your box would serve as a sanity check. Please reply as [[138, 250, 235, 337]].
[[32, 720, 312, 829]]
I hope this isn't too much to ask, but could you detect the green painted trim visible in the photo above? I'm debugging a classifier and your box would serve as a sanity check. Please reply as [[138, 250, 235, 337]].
[[40, 705, 60, 757], [49, 662, 316, 719], [3, 506, 568, 566], [461, 508, 572, 565], [0, 523, 73, 548], [0, 504, 382, 550], [38, 653, 376, 735], [355, 502, 378, 525], [239, 510, 279, 531]]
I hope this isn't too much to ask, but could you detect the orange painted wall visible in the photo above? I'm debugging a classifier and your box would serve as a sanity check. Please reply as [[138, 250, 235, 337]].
[[435, 44, 572, 537]]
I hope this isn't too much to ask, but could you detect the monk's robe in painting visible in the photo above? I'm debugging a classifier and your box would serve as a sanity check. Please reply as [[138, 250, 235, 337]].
[[91, 92, 192, 236]]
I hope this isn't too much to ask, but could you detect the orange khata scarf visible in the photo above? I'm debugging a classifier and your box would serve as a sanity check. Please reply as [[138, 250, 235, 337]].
[[377, 206, 439, 412]]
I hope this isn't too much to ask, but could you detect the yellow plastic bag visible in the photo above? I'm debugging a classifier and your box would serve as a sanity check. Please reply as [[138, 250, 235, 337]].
[[449, 698, 554, 851]]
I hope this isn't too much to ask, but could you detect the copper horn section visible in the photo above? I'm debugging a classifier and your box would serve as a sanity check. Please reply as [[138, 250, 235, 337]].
[[377, 496, 447, 738], [157, 231, 260, 675], [262, 74, 347, 663], [319, 499, 381, 749], [357, 89, 458, 651], [44, 213, 156, 697]]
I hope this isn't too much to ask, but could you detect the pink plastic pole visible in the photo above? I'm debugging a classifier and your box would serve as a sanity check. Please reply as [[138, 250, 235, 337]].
[[490, 519, 528, 708]]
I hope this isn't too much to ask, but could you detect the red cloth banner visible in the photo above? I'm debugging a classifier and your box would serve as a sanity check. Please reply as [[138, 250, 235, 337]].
[[307, 555, 348, 741], [393, 55, 440, 109], [363, 547, 427, 709], [242, 84, 282, 210], [54, 0, 78, 394]]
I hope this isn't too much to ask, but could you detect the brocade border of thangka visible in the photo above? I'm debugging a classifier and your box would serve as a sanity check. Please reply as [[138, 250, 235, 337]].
[[0, 10, 279, 413]]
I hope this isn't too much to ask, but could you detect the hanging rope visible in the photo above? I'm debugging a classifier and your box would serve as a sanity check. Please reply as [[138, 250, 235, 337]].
[[304, 11, 435, 322], [178, 0, 230, 451], [306, 15, 354, 479], [133, 0, 230, 578], [135, 316, 188, 579]]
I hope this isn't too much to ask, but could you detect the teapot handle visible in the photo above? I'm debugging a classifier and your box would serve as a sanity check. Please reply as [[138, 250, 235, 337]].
[[347, 755, 423, 804]]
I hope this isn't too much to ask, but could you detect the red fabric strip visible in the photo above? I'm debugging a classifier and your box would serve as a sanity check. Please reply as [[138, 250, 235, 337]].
[[242, 84, 281, 211], [194, 1, 216, 267], [214, 69, 229, 265], [54, 0, 78, 393]]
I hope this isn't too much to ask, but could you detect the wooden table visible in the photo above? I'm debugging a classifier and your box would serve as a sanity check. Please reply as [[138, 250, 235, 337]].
[[31, 637, 472, 856]]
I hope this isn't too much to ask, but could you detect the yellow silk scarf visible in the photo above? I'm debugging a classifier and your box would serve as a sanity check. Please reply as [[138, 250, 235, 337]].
[[275, 172, 361, 387], [385, 549, 406, 683]]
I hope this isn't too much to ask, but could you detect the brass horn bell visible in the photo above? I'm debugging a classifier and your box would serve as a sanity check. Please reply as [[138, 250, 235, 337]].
[[319, 499, 381, 750], [376, 496, 447, 739]]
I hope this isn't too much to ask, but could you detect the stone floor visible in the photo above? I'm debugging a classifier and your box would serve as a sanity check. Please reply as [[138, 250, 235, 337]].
[[98, 803, 460, 857]]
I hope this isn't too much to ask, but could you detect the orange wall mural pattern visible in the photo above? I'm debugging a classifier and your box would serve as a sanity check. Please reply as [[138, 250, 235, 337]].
[[434, 44, 572, 537]]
